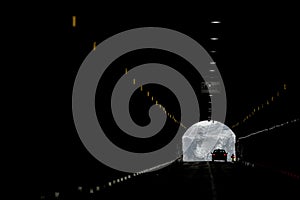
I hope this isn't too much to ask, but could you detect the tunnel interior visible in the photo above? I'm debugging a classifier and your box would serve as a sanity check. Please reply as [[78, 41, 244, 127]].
[[182, 120, 236, 162]]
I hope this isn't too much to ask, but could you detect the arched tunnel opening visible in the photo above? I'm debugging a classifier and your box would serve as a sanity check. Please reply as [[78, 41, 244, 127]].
[[182, 120, 236, 162]]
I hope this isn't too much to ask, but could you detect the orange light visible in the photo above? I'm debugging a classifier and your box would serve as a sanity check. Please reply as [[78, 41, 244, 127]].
[[93, 41, 96, 51], [72, 16, 76, 27]]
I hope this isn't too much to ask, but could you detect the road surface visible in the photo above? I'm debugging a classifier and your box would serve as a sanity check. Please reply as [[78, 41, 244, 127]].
[[44, 161, 299, 199]]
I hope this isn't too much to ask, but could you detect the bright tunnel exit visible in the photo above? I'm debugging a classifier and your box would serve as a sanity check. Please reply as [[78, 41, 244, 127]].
[[182, 120, 236, 162]]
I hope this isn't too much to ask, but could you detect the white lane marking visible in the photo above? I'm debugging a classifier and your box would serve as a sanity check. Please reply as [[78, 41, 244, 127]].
[[207, 162, 217, 200]]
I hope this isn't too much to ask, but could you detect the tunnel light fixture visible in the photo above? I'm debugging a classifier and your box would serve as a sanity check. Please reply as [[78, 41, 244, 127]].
[[72, 16, 76, 27], [93, 42, 96, 51]]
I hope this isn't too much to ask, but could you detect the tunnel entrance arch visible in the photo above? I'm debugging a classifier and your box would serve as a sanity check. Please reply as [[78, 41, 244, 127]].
[[182, 120, 236, 162]]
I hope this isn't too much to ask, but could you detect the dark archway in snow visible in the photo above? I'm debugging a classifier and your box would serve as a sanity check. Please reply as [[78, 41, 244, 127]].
[[182, 120, 236, 162]]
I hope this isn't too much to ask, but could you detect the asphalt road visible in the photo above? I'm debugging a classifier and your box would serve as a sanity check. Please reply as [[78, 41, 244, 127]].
[[41, 161, 299, 199]]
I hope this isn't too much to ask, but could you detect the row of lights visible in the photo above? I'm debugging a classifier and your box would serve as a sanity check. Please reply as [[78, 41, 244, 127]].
[[75, 159, 176, 194], [72, 16, 97, 51], [78, 171, 145, 193], [72, 16, 220, 126], [73, 15, 218, 129], [75, 159, 176, 195], [208, 20, 221, 120], [238, 118, 299, 140], [40, 171, 146, 199], [232, 83, 287, 129], [40, 160, 177, 199], [210, 20, 221, 50], [127, 68, 187, 129]]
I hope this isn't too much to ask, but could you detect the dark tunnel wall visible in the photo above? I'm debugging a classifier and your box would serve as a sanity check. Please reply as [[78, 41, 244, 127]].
[[235, 81, 299, 175], [237, 121, 299, 174]]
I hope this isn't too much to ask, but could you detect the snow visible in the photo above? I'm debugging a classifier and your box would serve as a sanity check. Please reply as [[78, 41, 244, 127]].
[[182, 120, 236, 162]]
